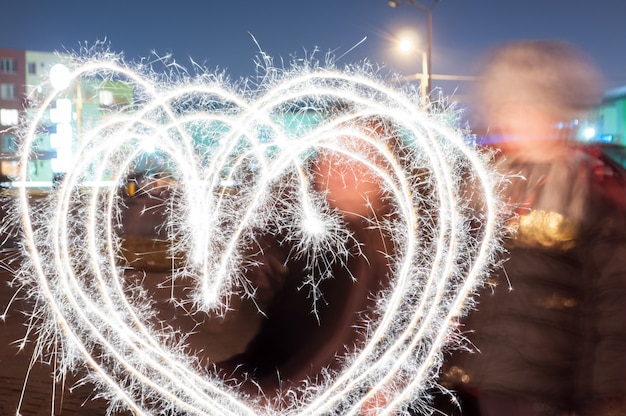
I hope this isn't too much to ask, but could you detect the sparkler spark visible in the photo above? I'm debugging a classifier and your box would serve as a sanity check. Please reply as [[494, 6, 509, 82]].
[[9, 52, 503, 415]]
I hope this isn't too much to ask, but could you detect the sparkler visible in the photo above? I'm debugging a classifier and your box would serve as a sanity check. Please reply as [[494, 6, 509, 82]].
[[10, 52, 503, 415]]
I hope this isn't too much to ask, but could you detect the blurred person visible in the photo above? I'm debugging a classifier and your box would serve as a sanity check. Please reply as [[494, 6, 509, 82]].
[[436, 40, 626, 416], [215, 118, 397, 410]]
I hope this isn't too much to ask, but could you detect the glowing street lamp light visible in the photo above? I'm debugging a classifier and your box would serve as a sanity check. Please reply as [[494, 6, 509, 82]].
[[50, 63, 71, 91], [398, 38, 415, 54]]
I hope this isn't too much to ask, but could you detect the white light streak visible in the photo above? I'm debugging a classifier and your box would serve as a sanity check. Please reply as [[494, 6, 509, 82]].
[[9, 53, 503, 415]]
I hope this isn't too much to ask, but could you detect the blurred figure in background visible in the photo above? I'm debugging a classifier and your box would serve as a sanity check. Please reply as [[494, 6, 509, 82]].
[[437, 40, 626, 416], [216, 118, 397, 410]]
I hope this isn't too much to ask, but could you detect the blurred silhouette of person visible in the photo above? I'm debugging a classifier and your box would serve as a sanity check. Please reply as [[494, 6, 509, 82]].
[[436, 40, 626, 416], [215, 117, 398, 410]]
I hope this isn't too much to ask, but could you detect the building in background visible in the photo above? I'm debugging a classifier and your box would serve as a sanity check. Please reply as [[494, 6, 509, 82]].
[[590, 87, 626, 144], [0, 48, 73, 185], [0, 48, 134, 187], [0, 48, 27, 183]]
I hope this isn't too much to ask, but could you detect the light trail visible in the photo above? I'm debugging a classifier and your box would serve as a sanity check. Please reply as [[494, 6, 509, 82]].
[[10, 55, 503, 415]]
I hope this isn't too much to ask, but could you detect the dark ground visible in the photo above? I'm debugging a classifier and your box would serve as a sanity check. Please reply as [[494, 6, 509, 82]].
[[0, 190, 263, 415]]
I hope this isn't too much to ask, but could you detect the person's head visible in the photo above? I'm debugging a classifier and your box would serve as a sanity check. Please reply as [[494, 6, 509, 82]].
[[473, 40, 603, 159], [312, 118, 393, 220], [314, 149, 383, 220]]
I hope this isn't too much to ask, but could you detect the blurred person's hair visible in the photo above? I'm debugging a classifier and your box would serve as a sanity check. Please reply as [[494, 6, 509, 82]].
[[473, 40, 603, 130]]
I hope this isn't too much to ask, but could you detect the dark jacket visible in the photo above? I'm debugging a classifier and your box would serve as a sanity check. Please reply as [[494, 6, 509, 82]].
[[440, 147, 626, 413], [217, 217, 393, 402]]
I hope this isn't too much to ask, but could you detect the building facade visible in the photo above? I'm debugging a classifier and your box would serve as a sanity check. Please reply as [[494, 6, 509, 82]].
[[0, 48, 135, 186], [0, 48, 70, 183], [0, 48, 27, 181]]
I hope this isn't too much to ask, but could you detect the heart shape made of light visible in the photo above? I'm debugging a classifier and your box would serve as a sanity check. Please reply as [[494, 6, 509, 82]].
[[14, 56, 502, 415]]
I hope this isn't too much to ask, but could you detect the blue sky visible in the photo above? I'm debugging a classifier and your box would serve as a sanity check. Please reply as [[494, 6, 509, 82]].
[[2, 0, 626, 100]]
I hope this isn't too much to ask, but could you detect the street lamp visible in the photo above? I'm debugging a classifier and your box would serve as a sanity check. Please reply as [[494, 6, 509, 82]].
[[49, 63, 82, 176], [397, 37, 429, 108], [388, 0, 439, 98]]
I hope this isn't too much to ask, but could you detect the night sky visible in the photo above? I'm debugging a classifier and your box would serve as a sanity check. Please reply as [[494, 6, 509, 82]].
[[2, 0, 625, 100]]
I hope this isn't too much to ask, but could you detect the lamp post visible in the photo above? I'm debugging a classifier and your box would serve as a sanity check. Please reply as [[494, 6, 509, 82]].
[[398, 38, 429, 108], [389, 0, 439, 98]]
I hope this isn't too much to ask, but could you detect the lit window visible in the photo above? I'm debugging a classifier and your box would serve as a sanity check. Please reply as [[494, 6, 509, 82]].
[[1, 134, 17, 152], [0, 160, 19, 178], [0, 108, 18, 126], [49, 99, 72, 124], [0, 58, 16, 73], [0, 84, 16, 100], [99, 90, 114, 106], [28, 62, 37, 75]]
